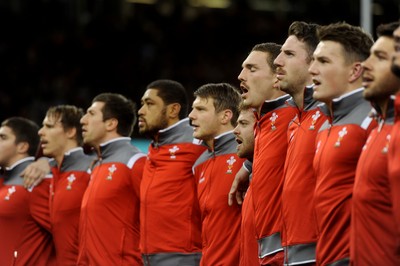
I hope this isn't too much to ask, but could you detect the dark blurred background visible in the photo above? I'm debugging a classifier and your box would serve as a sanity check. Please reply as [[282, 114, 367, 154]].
[[0, 0, 399, 133]]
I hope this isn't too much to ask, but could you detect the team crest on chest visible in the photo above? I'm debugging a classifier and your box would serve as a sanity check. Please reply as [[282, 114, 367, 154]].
[[169, 145, 179, 159], [309, 111, 321, 130], [226, 156, 237, 174], [106, 164, 117, 180], [4, 186, 16, 200], [270, 112, 278, 131], [335, 127, 348, 147], [66, 174, 76, 190], [382, 134, 390, 154]]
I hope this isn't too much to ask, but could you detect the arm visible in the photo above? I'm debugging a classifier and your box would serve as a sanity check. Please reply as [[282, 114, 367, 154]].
[[228, 161, 251, 206], [20, 158, 51, 188]]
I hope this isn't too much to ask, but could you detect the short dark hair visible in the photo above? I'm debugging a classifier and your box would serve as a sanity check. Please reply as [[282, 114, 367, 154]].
[[2, 117, 39, 156], [251, 43, 282, 72], [376, 21, 400, 38], [93, 93, 136, 137], [46, 105, 85, 146], [146, 79, 189, 119], [288, 21, 320, 62], [194, 83, 241, 127], [317, 22, 374, 64]]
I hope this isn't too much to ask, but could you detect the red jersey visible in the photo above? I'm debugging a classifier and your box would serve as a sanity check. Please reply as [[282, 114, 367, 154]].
[[240, 184, 259, 266], [50, 148, 92, 265], [0, 183, 31, 266], [78, 138, 145, 265], [314, 89, 377, 265], [29, 176, 52, 232], [388, 95, 400, 231], [352, 100, 400, 265], [251, 95, 297, 265], [0, 157, 55, 266], [140, 118, 206, 265], [282, 87, 326, 265], [193, 132, 245, 266]]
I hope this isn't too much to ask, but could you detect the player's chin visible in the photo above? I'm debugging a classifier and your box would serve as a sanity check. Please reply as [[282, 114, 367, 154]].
[[192, 131, 202, 139], [311, 91, 322, 101]]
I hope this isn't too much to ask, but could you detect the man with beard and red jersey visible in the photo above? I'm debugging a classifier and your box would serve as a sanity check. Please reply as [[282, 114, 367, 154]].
[[274, 21, 324, 266], [138, 79, 206, 266], [351, 21, 400, 266], [233, 103, 258, 266], [389, 22, 400, 233]]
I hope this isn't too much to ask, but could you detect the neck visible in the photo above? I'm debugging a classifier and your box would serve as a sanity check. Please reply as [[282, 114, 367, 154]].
[[148, 119, 181, 141], [205, 126, 233, 148], [91, 133, 123, 157], [256, 90, 287, 115], [291, 78, 312, 108], [324, 101, 333, 117], [167, 117, 180, 128], [342, 81, 362, 97], [97, 132, 122, 147], [323, 83, 362, 108], [55, 141, 80, 166], [291, 90, 305, 109], [6, 154, 29, 168], [376, 98, 389, 117], [268, 88, 286, 101], [205, 138, 214, 148]]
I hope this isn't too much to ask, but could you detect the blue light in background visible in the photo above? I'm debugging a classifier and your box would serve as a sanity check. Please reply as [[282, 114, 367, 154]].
[[131, 138, 151, 153]]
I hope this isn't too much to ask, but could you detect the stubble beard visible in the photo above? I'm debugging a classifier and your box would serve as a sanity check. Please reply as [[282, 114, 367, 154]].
[[391, 60, 400, 78], [139, 108, 169, 138]]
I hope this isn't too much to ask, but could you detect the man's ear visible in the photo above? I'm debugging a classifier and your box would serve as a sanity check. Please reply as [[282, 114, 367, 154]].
[[349, 62, 363, 83], [105, 118, 118, 132], [167, 103, 181, 119], [65, 127, 77, 139], [220, 109, 233, 125], [16, 142, 29, 154]]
